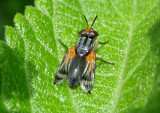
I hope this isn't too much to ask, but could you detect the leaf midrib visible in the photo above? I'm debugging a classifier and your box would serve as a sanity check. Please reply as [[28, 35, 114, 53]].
[[111, 0, 136, 112]]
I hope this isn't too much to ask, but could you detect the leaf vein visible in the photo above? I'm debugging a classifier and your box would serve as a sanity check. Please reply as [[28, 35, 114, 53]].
[[110, 0, 137, 112]]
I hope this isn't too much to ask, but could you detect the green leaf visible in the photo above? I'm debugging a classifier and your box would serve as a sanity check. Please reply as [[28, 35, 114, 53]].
[[1, 0, 160, 112]]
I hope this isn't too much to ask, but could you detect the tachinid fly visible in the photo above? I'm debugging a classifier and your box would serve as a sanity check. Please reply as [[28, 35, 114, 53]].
[[54, 15, 114, 94]]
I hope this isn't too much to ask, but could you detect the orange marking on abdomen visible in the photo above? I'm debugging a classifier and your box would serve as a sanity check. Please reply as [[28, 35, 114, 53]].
[[68, 45, 77, 58], [85, 49, 96, 69], [63, 45, 77, 64]]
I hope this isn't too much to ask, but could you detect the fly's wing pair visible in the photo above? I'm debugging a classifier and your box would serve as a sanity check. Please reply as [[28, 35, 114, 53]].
[[54, 45, 96, 93], [80, 49, 96, 93], [54, 45, 77, 84]]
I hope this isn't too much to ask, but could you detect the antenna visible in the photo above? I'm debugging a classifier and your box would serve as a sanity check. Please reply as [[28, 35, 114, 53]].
[[83, 15, 89, 26], [91, 15, 98, 27]]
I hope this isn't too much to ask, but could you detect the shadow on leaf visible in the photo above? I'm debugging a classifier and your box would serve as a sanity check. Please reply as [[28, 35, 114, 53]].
[[0, 41, 36, 112]]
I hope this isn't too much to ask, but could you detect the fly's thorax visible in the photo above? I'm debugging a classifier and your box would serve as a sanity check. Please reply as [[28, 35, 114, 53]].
[[76, 37, 94, 57]]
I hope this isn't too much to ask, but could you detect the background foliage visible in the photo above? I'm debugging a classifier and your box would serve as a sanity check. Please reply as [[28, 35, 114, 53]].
[[0, 0, 160, 112], [0, 0, 34, 40]]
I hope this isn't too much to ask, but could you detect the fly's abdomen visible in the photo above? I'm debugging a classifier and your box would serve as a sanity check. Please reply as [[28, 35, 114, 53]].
[[67, 55, 87, 87], [68, 67, 80, 87], [67, 55, 80, 87]]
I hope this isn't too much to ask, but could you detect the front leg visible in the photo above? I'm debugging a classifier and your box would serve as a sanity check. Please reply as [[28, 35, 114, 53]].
[[58, 39, 68, 52]]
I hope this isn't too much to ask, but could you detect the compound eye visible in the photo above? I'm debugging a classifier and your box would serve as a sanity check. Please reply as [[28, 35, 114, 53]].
[[79, 29, 86, 36], [89, 30, 98, 39]]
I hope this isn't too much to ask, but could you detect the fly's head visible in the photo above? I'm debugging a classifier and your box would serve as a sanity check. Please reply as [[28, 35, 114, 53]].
[[77, 15, 98, 57]]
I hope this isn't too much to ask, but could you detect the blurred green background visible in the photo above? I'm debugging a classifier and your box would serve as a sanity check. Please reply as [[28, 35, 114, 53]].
[[0, 0, 34, 40]]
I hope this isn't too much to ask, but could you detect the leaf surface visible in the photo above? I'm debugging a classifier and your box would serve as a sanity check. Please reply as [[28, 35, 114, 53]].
[[1, 0, 160, 112]]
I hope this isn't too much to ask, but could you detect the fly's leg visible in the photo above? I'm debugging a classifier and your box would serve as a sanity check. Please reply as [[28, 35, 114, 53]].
[[94, 40, 109, 50], [58, 39, 68, 51], [88, 91, 91, 94], [98, 40, 109, 44], [96, 58, 115, 65], [95, 40, 115, 65]]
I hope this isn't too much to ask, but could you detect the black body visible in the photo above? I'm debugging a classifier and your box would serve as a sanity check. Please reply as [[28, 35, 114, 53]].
[[54, 15, 98, 93]]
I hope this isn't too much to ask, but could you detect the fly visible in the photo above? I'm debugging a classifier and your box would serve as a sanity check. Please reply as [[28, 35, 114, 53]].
[[54, 15, 114, 94]]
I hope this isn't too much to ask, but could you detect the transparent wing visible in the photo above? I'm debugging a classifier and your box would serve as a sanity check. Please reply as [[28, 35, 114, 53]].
[[80, 50, 96, 93], [54, 45, 77, 84]]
